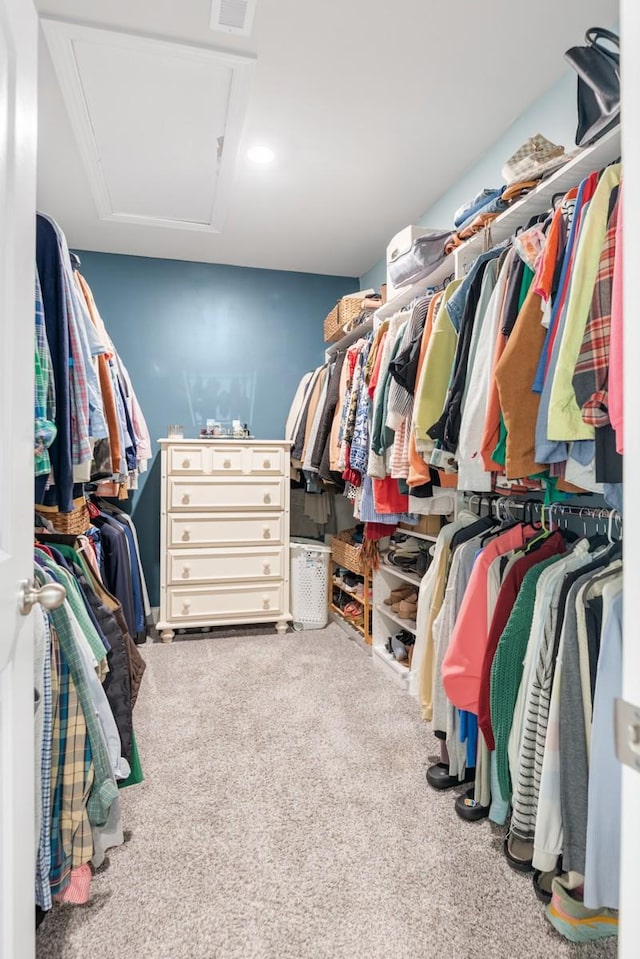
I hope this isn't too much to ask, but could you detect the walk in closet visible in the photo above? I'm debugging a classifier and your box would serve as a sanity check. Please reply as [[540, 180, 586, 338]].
[[3, 1, 640, 958]]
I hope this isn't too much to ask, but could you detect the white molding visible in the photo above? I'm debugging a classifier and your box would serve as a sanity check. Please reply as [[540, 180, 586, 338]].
[[40, 17, 256, 232]]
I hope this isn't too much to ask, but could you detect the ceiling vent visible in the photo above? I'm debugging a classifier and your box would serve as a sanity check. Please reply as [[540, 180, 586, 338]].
[[210, 0, 257, 37]]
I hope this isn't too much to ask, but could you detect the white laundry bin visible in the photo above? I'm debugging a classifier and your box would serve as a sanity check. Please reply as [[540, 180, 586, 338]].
[[289, 538, 331, 629]]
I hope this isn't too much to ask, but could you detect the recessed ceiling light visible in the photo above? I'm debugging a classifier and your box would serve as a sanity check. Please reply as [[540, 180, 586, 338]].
[[247, 145, 275, 164]]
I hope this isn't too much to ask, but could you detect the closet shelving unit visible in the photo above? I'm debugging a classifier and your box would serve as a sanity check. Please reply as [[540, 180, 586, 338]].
[[329, 558, 372, 644], [366, 123, 621, 689], [371, 529, 437, 687]]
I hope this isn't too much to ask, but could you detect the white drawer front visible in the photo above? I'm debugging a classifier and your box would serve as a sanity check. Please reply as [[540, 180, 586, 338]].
[[168, 546, 284, 585], [169, 446, 207, 474], [210, 448, 244, 474], [248, 447, 284, 475], [168, 583, 284, 621], [168, 512, 284, 547], [169, 477, 284, 511]]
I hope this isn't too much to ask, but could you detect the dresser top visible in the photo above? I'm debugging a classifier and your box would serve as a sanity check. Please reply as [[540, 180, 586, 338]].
[[158, 438, 292, 447]]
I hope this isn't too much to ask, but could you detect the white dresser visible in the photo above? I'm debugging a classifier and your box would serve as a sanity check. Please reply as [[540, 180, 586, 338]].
[[157, 438, 292, 642]]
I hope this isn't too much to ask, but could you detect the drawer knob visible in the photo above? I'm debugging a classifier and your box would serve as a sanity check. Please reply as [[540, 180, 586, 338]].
[[263, 563, 271, 575], [182, 528, 191, 541], [224, 459, 231, 469], [263, 459, 271, 469], [263, 493, 271, 504], [182, 565, 191, 578], [263, 527, 271, 539], [182, 601, 191, 615], [263, 597, 271, 610], [181, 489, 191, 505], [182, 458, 191, 468]]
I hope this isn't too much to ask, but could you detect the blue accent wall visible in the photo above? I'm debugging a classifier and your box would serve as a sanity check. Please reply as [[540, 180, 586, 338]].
[[76, 251, 357, 605]]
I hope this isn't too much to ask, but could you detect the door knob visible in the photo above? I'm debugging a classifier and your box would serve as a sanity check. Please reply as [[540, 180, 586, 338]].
[[20, 578, 66, 616]]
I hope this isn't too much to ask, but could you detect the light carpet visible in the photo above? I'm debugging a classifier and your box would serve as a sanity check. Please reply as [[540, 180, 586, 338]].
[[36, 625, 618, 959]]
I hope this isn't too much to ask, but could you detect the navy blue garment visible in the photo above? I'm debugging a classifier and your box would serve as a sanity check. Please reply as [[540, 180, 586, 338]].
[[36, 215, 73, 512], [93, 517, 137, 639], [103, 516, 144, 635]]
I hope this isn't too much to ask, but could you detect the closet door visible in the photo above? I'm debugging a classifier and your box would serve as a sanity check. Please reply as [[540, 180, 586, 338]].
[[620, 3, 640, 955], [0, 1, 38, 958]]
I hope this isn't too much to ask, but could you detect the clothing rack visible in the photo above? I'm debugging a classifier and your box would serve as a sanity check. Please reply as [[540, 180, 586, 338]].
[[463, 493, 622, 539]]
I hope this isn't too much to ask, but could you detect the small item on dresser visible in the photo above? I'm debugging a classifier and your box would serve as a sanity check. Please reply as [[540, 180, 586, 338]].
[[168, 424, 184, 439]]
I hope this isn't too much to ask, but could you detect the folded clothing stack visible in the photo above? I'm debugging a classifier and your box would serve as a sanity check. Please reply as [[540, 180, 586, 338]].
[[383, 533, 433, 578]]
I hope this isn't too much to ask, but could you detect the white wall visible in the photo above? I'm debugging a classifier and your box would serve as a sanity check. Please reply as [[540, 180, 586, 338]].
[[360, 70, 581, 290]]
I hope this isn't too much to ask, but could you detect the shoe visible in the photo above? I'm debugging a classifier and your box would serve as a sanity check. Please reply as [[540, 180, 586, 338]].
[[391, 634, 408, 661], [533, 868, 560, 904], [454, 786, 490, 821], [426, 763, 475, 790], [384, 586, 414, 606], [396, 599, 418, 620], [546, 878, 618, 942], [503, 833, 534, 873]]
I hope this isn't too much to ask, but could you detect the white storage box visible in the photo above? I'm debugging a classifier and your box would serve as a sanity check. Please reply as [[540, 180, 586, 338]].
[[386, 224, 448, 301], [289, 538, 331, 630]]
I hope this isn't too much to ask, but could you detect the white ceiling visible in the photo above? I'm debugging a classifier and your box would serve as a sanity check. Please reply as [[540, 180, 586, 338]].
[[36, 0, 618, 278]]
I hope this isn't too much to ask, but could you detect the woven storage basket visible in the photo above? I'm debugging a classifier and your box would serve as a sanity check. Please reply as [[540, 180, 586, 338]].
[[323, 303, 342, 342], [37, 496, 91, 535], [323, 294, 367, 343], [331, 529, 366, 575]]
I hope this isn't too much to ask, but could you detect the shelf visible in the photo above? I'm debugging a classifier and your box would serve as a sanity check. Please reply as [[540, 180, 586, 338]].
[[374, 252, 455, 320], [332, 578, 371, 605], [378, 563, 422, 588], [375, 604, 417, 635], [372, 644, 410, 685], [330, 603, 366, 636], [325, 315, 375, 355], [397, 528, 438, 543], [374, 124, 621, 322]]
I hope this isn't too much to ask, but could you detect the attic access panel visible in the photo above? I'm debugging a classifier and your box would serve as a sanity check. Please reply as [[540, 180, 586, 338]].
[[41, 19, 255, 232]]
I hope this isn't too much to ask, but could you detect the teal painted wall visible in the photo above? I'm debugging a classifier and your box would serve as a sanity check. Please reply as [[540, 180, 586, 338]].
[[360, 71, 580, 290], [76, 251, 357, 604]]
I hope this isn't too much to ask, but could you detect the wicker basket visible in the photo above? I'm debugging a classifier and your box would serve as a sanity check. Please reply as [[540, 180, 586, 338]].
[[331, 529, 366, 575], [323, 294, 368, 343], [37, 496, 91, 535]]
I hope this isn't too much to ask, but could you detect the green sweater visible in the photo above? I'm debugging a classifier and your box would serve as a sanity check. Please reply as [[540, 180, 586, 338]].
[[490, 553, 565, 798]]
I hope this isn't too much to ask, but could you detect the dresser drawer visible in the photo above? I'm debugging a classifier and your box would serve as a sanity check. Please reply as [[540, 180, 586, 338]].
[[247, 447, 284, 475], [167, 582, 284, 621], [210, 447, 244, 474], [169, 445, 207, 474], [168, 512, 284, 547], [168, 546, 284, 585], [169, 477, 284, 511]]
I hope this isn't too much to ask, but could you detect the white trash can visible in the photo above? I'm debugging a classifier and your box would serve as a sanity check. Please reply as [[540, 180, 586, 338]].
[[289, 537, 331, 629]]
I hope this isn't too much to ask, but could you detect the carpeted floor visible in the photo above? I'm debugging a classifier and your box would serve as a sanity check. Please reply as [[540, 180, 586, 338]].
[[36, 625, 618, 959]]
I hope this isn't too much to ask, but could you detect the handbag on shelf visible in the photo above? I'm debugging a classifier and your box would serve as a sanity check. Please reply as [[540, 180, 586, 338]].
[[564, 27, 620, 147], [501, 134, 567, 185]]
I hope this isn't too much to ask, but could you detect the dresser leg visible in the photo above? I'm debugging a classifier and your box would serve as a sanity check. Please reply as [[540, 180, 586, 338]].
[[160, 629, 175, 644], [275, 619, 288, 636]]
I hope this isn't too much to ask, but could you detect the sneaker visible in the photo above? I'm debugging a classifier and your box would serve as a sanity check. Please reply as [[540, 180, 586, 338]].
[[546, 878, 618, 942]]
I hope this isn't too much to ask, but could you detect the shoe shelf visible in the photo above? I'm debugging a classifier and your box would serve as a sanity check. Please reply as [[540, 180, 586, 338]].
[[378, 564, 422, 589], [397, 528, 438, 543], [375, 603, 417, 636], [330, 556, 372, 645]]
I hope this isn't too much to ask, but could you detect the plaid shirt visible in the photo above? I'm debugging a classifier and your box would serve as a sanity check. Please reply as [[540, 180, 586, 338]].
[[34, 271, 57, 477], [48, 623, 94, 898], [572, 197, 619, 426], [35, 608, 53, 910], [35, 566, 119, 829]]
